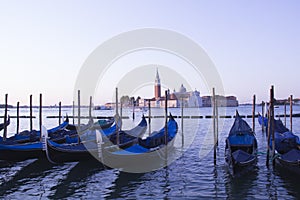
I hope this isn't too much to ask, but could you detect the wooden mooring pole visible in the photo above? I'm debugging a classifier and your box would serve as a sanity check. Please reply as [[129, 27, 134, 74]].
[[120, 101, 123, 120], [78, 90, 81, 128], [284, 101, 287, 127], [72, 100, 75, 124], [164, 90, 168, 165], [132, 98, 135, 120], [266, 101, 271, 165], [216, 98, 219, 147], [16, 102, 19, 134], [266, 86, 275, 166], [213, 88, 217, 165], [39, 93, 42, 141], [89, 96, 92, 119], [115, 88, 119, 116], [262, 101, 265, 132], [271, 87, 275, 166], [58, 101, 61, 125], [181, 97, 184, 147], [77, 90, 81, 144], [3, 94, 8, 141], [116, 88, 119, 146], [30, 94, 33, 132], [165, 90, 168, 146], [148, 99, 151, 136], [290, 95, 293, 132], [252, 95, 256, 133]]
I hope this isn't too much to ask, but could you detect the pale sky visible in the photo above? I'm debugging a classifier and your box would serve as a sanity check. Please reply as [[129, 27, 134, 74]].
[[0, 1, 299, 105]]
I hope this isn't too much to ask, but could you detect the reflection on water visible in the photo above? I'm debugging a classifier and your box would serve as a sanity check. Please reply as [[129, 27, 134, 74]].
[[274, 166, 300, 199], [107, 171, 145, 199], [0, 159, 56, 198], [50, 160, 105, 199], [224, 169, 259, 199]]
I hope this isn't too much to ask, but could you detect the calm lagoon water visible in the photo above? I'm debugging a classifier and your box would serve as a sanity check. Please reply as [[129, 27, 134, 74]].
[[0, 105, 300, 199]]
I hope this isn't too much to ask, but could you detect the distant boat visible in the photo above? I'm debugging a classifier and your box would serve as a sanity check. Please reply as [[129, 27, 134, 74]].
[[94, 105, 112, 110], [225, 111, 257, 174], [102, 113, 178, 173], [132, 107, 148, 112]]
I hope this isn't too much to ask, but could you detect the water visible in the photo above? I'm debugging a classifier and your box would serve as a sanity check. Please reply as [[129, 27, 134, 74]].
[[0, 105, 300, 199]]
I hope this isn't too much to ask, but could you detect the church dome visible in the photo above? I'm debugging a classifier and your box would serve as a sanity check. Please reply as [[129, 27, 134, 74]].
[[179, 84, 186, 93]]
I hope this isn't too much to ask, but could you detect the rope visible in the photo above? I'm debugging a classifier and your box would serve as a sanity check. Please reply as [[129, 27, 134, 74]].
[[271, 154, 280, 161]]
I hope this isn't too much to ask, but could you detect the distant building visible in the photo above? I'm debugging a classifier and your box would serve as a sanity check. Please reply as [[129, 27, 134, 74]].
[[0, 104, 13, 108], [137, 69, 203, 108], [294, 98, 300, 105], [172, 84, 202, 107], [104, 102, 115, 109], [226, 96, 239, 107], [201, 95, 238, 107], [136, 68, 238, 108], [274, 98, 299, 105], [154, 68, 161, 99]]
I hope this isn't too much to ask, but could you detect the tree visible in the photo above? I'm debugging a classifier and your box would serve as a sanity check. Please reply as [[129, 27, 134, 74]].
[[120, 95, 130, 107]]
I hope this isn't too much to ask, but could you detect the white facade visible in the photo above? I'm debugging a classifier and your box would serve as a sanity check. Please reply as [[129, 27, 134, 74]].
[[173, 84, 202, 108]]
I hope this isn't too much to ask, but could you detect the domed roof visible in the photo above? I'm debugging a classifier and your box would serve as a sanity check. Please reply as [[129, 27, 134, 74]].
[[179, 84, 186, 93]]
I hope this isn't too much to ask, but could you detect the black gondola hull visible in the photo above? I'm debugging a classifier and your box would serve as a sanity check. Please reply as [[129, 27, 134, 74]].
[[0, 142, 44, 161], [46, 140, 100, 163]]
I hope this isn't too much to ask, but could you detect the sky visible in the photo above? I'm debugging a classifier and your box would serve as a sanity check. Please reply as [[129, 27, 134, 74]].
[[0, 0, 299, 106]]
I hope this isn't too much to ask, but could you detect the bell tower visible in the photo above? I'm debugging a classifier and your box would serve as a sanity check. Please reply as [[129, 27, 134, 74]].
[[154, 68, 161, 99]]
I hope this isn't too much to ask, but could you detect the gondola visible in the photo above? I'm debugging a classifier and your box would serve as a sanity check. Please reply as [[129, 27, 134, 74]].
[[272, 128, 300, 155], [257, 112, 268, 128], [257, 113, 289, 134], [0, 117, 69, 143], [61, 115, 122, 144], [0, 118, 69, 161], [268, 119, 300, 175], [257, 113, 299, 153], [0, 117, 113, 161], [257, 113, 297, 153], [90, 117, 115, 130], [102, 114, 178, 173], [65, 117, 114, 131], [45, 116, 146, 163], [225, 111, 257, 174], [50, 117, 95, 144], [276, 148, 300, 175], [257, 112, 300, 174], [0, 115, 10, 131], [107, 115, 147, 149]]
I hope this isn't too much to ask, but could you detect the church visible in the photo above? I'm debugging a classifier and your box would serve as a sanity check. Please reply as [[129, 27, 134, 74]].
[[138, 69, 203, 108]]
